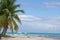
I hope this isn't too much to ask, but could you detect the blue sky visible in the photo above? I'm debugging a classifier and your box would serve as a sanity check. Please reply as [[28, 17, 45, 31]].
[[7, 0, 60, 33], [16, 0, 60, 17]]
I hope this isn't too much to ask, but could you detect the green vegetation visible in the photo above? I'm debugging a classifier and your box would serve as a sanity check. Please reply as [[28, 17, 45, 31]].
[[0, 0, 24, 36]]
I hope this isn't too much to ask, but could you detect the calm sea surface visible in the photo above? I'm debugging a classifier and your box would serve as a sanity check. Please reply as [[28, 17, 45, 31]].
[[6, 32, 60, 38]]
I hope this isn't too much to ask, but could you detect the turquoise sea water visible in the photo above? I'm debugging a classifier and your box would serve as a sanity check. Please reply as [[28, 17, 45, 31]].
[[6, 32, 60, 38]]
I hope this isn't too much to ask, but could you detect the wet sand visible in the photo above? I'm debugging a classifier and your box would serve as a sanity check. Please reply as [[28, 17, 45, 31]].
[[1, 35, 60, 40]]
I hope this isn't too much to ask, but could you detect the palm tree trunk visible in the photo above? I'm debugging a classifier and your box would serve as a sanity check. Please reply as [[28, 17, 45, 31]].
[[2, 14, 8, 36], [2, 26, 8, 36]]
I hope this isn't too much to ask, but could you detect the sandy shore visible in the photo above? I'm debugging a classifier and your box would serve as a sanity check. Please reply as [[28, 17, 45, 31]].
[[1, 35, 60, 40]]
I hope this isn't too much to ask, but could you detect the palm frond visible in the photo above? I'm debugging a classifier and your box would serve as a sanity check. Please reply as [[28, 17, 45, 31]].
[[8, 19, 14, 32], [2, 9, 9, 14], [14, 10, 24, 13], [8, 4, 20, 12], [12, 18, 18, 32], [7, 0, 16, 5], [12, 14, 22, 24], [12, 4, 20, 10]]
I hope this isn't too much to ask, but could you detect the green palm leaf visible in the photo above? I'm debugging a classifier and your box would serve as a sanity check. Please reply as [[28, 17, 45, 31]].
[[8, 19, 14, 32], [14, 10, 24, 13], [12, 18, 18, 32], [12, 14, 22, 24]]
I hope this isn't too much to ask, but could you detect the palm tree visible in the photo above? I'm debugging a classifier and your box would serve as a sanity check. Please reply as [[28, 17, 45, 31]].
[[0, 0, 24, 36], [0, 15, 5, 30]]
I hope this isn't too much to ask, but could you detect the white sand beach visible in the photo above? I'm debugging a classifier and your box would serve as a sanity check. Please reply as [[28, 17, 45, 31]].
[[1, 35, 59, 40]]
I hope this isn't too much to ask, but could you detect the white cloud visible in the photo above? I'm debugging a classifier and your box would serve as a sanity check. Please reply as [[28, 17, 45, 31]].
[[18, 15, 60, 33], [18, 15, 42, 21]]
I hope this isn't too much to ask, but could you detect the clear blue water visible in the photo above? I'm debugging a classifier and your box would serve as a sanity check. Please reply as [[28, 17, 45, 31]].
[[6, 32, 60, 38]]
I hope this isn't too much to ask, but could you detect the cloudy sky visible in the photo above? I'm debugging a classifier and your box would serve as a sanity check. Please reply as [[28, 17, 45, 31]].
[[13, 0, 60, 33]]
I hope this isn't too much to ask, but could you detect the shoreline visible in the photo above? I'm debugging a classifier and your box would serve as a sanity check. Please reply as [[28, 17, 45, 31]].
[[1, 35, 60, 40]]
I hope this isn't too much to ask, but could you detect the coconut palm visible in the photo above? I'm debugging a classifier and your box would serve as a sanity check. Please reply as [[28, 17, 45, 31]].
[[0, 0, 24, 36], [0, 15, 5, 30]]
